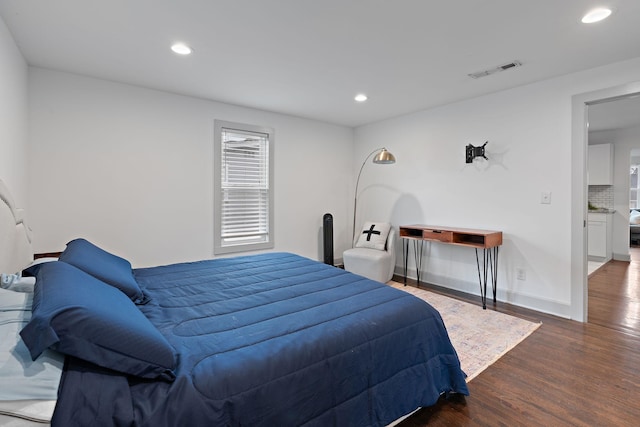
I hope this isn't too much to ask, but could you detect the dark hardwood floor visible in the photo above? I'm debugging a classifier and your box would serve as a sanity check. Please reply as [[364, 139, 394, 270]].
[[394, 248, 640, 426], [588, 248, 640, 338]]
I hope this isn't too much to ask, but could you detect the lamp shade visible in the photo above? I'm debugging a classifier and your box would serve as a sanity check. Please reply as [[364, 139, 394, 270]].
[[373, 148, 396, 164]]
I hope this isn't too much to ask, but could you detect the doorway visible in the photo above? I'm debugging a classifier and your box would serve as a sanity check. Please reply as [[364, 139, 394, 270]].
[[572, 82, 640, 322]]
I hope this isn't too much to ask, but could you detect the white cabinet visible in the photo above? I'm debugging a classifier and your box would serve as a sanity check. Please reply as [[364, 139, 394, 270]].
[[588, 213, 612, 260], [588, 143, 613, 185], [588, 218, 607, 258]]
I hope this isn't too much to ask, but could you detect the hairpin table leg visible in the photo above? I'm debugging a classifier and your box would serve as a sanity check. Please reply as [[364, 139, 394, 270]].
[[403, 239, 408, 285], [475, 247, 499, 309], [401, 238, 425, 286]]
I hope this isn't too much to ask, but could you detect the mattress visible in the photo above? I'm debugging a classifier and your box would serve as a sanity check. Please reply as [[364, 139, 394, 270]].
[[0, 400, 55, 425], [0, 287, 62, 426]]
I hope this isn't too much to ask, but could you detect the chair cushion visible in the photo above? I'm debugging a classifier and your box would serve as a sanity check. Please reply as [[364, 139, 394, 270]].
[[355, 222, 391, 250], [344, 247, 392, 262], [343, 247, 393, 282]]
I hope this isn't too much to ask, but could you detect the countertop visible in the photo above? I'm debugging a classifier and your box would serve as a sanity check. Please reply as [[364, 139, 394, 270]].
[[588, 208, 615, 214]]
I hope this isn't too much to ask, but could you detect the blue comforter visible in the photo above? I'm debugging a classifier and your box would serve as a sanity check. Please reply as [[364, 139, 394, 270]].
[[52, 252, 468, 426]]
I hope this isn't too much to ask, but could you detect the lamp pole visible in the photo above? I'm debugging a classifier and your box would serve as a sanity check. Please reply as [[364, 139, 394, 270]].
[[352, 148, 396, 246]]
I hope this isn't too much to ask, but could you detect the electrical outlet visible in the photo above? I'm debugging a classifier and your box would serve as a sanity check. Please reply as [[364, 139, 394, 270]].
[[541, 192, 552, 204], [516, 268, 526, 281]]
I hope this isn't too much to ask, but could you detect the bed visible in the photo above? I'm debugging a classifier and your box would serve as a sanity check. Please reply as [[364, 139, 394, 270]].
[[1, 179, 469, 426]]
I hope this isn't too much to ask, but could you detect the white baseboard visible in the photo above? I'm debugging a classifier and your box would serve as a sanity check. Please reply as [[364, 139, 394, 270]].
[[394, 266, 571, 319], [613, 252, 631, 262]]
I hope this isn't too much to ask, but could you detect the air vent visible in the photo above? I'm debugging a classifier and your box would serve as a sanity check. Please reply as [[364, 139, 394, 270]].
[[468, 61, 522, 79]]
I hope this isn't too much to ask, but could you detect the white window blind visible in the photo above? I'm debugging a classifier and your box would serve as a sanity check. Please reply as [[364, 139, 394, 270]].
[[214, 121, 274, 254]]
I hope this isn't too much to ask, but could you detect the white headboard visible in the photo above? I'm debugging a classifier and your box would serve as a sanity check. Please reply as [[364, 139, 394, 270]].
[[0, 178, 33, 275]]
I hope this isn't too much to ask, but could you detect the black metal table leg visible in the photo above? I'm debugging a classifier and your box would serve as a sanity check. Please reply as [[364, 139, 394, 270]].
[[475, 247, 499, 309], [413, 240, 424, 286], [403, 239, 408, 285], [490, 247, 498, 302], [401, 238, 425, 286]]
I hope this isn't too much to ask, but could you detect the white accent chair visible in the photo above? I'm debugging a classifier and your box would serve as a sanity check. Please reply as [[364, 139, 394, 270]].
[[343, 227, 397, 282]]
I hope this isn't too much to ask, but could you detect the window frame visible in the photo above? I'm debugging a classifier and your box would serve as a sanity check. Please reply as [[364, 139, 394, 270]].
[[213, 120, 274, 255]]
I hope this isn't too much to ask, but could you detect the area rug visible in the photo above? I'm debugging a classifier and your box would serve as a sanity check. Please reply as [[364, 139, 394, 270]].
[[388, 281, 541, 381]]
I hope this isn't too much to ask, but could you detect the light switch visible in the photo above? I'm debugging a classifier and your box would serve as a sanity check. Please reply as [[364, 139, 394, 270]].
[[541, 192, 552, 204]]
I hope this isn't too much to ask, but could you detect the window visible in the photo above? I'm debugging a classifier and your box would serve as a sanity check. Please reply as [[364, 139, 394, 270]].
[[214, 120, 274, 254]]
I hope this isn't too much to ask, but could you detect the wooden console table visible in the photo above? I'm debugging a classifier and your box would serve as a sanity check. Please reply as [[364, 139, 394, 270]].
[[399, 225, 503, 309]]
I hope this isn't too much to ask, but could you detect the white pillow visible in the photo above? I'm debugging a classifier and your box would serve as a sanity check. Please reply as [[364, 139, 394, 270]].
[[1, 274, 36, 293], [355, 222, 391, 250], [25, 256, 58, 269], [0, 289, 62, 404], [0, 310, 64, 401], [631, 211, 640, 225], [0, 286, 32, 310]]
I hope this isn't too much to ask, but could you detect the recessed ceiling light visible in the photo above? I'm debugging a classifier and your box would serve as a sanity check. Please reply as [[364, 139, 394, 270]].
[[354, 94, 368, 102], [581, 8, 612, 23], [171, 43, 193, 55]]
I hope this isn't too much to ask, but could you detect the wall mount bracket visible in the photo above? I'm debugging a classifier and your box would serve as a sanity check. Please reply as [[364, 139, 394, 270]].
[[466, 141, 488, 163]]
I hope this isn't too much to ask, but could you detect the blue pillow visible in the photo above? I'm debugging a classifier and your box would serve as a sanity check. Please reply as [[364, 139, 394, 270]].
[[58, 238, 146, 304], [20, 262, 176, 381]]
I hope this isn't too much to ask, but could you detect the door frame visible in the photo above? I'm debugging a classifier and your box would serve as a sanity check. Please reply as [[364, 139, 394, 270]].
[[571, 81, 640, 321]]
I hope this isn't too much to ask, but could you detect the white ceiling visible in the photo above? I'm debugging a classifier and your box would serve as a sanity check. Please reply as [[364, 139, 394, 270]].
[[1, 0, 640, 128]]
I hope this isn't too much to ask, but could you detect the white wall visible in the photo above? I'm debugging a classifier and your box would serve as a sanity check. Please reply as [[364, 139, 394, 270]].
[[354, 57, 640, 318], [28, 68, 353, 267], [591, 125, 640, 259], [0, 15, 28, 206], [19, 30, 640, 318]]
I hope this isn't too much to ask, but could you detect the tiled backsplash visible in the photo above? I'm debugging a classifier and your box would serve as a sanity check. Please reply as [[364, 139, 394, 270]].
[[588, 185, 613, 209]]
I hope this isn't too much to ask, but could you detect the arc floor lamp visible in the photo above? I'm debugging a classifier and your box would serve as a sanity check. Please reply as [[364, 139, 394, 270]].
[[352, 147, 396, 246]]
